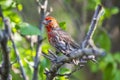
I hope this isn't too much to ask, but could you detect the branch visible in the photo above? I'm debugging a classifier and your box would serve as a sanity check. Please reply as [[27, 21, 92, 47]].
[[82, 4, 104, 48], [0, 5, 11, 80], [32, 0, 48, 80], [0, 5, 27, 80], [44, 5, 105, 80], [10, 29, 27, 80], [44, 48, 104, 80], [55, 48, 104, 63], [4, 17, 27, 80], [45, 62, 64, 80], [80, 4, 104, 64], [0, 33, 10, 80]]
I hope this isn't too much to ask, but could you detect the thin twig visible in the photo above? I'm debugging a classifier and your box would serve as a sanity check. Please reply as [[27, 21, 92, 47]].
[[32, 0, 48, 80], [42, 53, 55, 61], [11, 39, 27, 80], [48, 50, 57, 58], [79, 5, 104, 64], [82, 4, 104, 48]]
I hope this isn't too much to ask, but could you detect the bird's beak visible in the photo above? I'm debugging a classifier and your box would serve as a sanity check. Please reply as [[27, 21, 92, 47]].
[[43, 20, 48, 25], [43, 20, 51, 25]]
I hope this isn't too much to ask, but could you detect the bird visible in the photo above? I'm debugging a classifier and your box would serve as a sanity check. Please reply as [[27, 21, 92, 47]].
[[43, 16, 79, 64]]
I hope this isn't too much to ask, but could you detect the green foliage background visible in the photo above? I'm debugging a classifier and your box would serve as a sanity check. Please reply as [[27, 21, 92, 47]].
[[0, 0, 120, 80]]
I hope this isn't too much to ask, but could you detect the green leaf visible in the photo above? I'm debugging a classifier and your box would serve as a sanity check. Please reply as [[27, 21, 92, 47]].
[[114, 70, 120, 80], [103, 61, 117, 80], [99, 53, 114, 70], [89, 62, 98, 72], [113, 52, 120, 63], [42, 43, 51, 54], [59, 67, 70, 74], [94, 30, 111, 51], [104, 54, 114, 63], [104, 7, 119, 18], [17, 4, 23, 11], [111, 7, 119, 15], [0, 0, 13, 8], [103, 63, 114, 80], [9, 12, 22, 23], [59, 22, 66, 30], [11, 69, 23, 80], [39, 57, 49, 80], [19, 23, 41, 35]]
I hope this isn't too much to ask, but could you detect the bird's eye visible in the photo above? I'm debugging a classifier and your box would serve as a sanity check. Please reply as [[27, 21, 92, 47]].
[[48, 20, 52, 23]]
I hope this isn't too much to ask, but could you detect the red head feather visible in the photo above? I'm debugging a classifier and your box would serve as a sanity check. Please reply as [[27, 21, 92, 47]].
[[44, 16, 59, 32]]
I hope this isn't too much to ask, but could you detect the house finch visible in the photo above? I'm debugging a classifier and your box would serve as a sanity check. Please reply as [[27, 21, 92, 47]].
[[43, 16, 79, 64]]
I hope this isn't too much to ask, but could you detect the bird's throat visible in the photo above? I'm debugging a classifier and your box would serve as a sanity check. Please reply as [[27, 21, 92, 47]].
[[46, 25, 52, 32]]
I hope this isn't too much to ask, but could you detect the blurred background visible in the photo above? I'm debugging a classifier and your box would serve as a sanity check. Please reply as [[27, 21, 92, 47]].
[[0, 0, 120, 80]]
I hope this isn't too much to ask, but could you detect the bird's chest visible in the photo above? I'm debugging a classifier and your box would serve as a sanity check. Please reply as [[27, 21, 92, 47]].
[[47, 31, 66, 46], [47, 31, 58, 43]]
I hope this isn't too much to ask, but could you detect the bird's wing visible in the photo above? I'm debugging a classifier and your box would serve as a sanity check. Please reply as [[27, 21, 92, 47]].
[[55, 28, 79, 49]]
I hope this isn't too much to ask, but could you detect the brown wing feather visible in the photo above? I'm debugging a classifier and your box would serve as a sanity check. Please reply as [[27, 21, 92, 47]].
[[54, 28, 79, 49]]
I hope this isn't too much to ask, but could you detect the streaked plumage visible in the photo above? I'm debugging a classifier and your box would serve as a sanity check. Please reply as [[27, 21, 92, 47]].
[[43, 16, 79, 64]]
